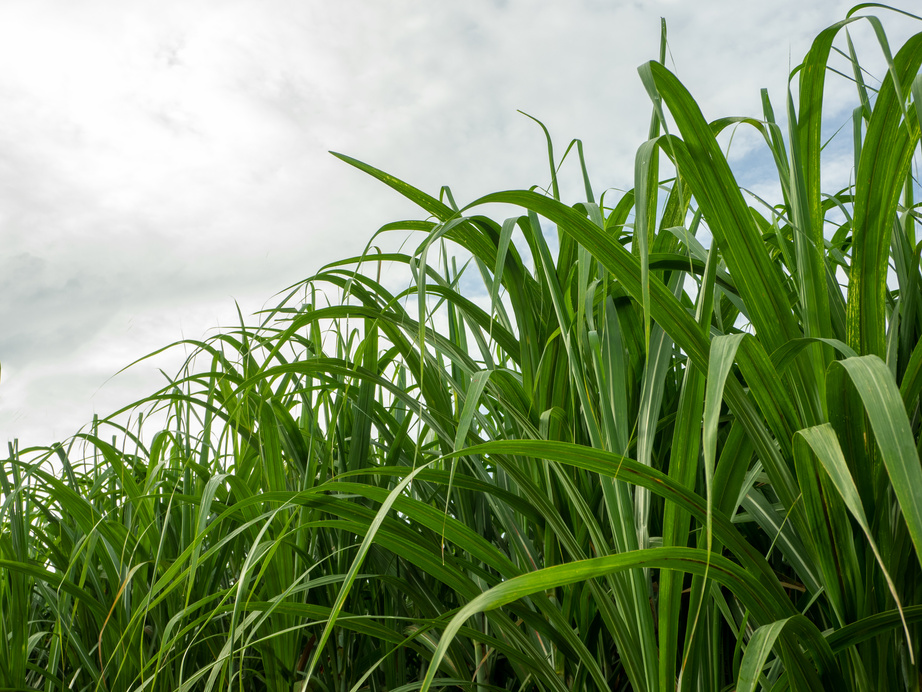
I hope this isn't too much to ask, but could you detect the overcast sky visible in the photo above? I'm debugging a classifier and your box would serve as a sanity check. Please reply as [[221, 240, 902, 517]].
[[0, 0, 917, 446]]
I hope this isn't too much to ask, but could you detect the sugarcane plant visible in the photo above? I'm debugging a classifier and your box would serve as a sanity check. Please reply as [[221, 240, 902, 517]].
[[2, 4, 922, 691]]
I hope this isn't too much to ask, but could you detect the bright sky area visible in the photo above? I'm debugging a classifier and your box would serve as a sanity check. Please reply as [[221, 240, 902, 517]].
[[1, 0, 917, 446]]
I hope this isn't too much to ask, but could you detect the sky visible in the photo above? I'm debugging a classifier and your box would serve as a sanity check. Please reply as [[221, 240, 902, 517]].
[[0, 0, 918, 447]]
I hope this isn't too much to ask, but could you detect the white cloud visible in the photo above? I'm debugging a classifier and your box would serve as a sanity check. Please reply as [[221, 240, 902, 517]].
[[0, 0, 916, 444]]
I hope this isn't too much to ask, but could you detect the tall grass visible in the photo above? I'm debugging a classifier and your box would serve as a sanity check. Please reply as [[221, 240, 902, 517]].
[[4, 5, 922, 690]]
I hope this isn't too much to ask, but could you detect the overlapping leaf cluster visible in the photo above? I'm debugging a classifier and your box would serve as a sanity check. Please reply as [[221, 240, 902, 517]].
[[3, 6, 922, 691]]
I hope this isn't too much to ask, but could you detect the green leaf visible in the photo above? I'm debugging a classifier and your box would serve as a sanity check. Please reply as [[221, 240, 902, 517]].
[[831, 356, 922, 572]]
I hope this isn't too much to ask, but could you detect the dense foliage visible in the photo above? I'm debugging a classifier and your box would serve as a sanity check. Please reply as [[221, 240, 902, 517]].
[[4, 6, 922, 691]]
